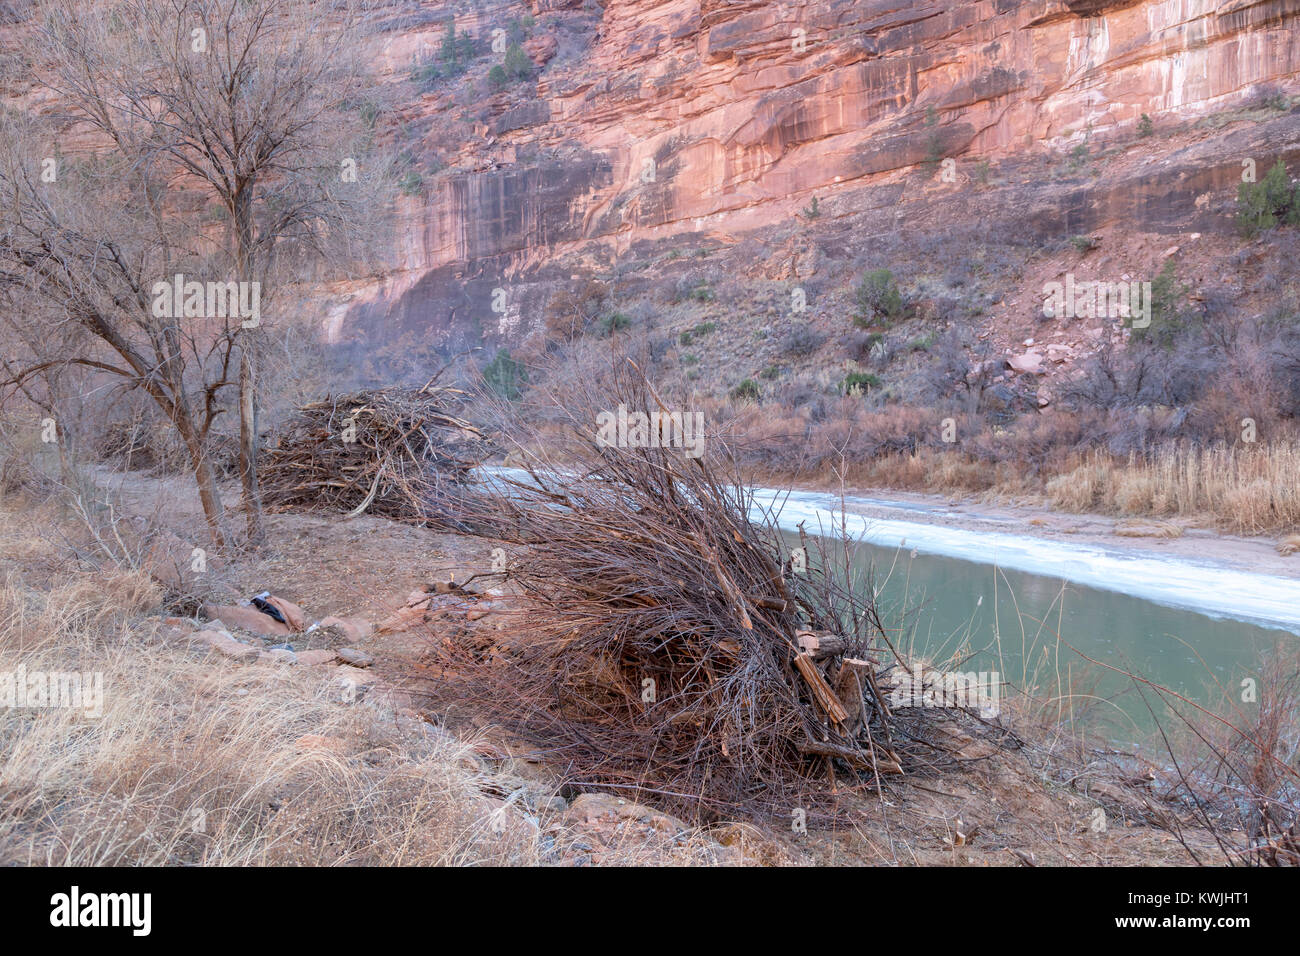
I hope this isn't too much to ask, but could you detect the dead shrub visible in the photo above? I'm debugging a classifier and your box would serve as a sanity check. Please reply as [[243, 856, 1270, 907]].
[[427, 361, 978, 822]]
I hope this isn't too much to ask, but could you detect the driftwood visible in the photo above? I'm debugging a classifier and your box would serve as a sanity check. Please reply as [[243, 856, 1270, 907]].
[[261, 382, 489, 524], [797, 630, 849, 659]]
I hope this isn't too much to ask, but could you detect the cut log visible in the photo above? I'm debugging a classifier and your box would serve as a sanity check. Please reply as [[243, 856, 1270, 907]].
[[796, 630, 848, 659]]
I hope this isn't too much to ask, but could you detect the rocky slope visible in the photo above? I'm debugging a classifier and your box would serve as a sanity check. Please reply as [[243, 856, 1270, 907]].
[[336, 0, 1300, 353]]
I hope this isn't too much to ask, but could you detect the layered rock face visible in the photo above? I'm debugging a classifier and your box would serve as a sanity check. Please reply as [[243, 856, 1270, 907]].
[[342, 0, 1300, 342]]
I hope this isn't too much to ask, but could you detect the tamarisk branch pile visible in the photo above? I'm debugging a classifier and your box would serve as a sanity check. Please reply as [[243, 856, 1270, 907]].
[[261, 383, 489, 524], [427, 364, 969, 821]]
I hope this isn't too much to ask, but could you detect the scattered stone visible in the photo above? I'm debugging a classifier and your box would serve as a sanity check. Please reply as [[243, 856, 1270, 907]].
[[337, 647, 374, 668], [260, 648, 297, 665], [296, 648, 338, 666], [1008, 351, 1044, 374], [980, 382, 1017, 412], [535, 794, 569, 813], [201, 602, 292, 638], [194, 627, 259, 662], [564, 792, 689, 835], [319, 615, 374, 642]]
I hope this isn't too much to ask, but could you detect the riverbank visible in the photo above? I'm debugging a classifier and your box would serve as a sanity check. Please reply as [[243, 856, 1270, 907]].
[[0, 476, 1237, 865], [824, 481, 1300, 581]]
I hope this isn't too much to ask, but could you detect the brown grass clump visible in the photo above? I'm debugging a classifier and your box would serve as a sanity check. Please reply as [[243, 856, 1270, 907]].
[[1113, 520, 1184, 539], [1044, 443, 1300, 534], [0, 575, 544, 865]]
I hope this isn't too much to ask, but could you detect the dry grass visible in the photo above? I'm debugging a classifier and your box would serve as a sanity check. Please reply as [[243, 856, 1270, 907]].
[[0, 570, 542, 865], [785, 440, 1300, 535], [0, 492, 747, 866], [724, 396, 1299, 535], [1113, 520, 1185, 539], [0, 494, 535, 865], [1047, 443, 1300, 534]]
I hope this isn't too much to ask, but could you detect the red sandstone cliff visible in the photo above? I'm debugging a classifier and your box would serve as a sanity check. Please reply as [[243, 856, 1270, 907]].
[[350, 0, 1300, 304]]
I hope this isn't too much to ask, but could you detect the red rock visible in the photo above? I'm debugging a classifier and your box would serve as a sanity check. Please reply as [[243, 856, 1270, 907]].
[[319, 615, 374, 642], [264, 595, 307, 631], [327, 0, 1300, 358], [201, 603, 292, 638], [295, 649, 338, 666], [193, 628, 259, 661], [523, 34, 557, 68]]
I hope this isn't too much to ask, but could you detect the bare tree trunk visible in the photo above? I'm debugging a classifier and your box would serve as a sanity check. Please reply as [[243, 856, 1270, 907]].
[[4, 0, 383, 555], [234, 185, 265, 547], [173, 403, 227, 548], [238, 348, 265, 546]]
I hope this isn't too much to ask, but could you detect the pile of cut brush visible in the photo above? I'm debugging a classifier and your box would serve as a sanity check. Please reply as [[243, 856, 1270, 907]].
[[424, 361, 985, 822], [261, 381, 489, 524]]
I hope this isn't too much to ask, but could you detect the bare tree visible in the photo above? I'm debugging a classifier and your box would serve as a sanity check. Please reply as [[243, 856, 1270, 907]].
[[0, 0, 392, 545]]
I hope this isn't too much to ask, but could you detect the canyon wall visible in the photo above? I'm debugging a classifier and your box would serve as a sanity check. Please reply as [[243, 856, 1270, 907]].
[[341, 0, 1300, 342]]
